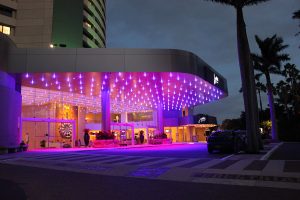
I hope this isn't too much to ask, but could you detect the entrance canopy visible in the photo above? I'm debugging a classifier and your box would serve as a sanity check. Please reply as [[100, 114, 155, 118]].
[[21, 72, 226, 112], [1, 34, 228, 112]]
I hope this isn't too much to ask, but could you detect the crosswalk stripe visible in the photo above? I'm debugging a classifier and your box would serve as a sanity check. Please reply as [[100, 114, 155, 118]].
[[209, 160, 240, 169], [165, 158, 198, 167], [37, 154, 87, 160], [178, 159, 210, 168], [226, 159, 254, 170], [63, 155, 97, 161], [262, 160, 284, 173], [193, 159, 224, 169], [148, 158, 186, 167], [126, 157, 163, 165], [244, 160, 269, 171], [102, 157, 143, 165], [83, 156, 121, 163]]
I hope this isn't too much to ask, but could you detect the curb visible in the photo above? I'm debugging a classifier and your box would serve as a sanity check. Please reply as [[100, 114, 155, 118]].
[[260, 142, 283, 160]]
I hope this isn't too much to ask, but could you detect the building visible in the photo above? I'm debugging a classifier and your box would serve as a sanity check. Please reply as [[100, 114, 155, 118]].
[[0, 0, 106, 48], [0, 34, 228, 150]]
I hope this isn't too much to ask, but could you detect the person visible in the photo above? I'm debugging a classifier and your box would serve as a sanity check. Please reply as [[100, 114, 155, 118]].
[[25, 132, 29, 145], [83, 130, 90, 147], [139, 130, 144, 144]]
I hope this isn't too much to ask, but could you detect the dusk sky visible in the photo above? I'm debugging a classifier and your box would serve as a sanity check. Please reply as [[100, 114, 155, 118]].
[[106, 0, 300, 123]]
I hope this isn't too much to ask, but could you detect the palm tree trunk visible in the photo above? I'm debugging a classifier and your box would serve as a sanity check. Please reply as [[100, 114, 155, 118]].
[[258, 88, 263, 123], [266, 73, 278, 141], [258, 89, 263, 113], [236, 7, 260, 153]]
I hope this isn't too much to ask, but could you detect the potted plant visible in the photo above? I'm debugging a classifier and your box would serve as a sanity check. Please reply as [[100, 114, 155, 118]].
[[40, 140, 46, 148], [0, 146, 8, 154]]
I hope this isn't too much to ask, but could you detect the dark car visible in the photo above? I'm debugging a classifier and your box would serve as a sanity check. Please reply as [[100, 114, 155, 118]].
[[207, 130, 247, 153]]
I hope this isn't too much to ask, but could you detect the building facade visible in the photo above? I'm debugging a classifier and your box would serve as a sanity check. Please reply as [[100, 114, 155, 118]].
[[0, 0, 106, 48], [0, 34, 228, 149]]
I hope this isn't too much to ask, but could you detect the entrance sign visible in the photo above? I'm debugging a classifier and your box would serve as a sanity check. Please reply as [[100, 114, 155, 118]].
[[214, 73, 219, 85]]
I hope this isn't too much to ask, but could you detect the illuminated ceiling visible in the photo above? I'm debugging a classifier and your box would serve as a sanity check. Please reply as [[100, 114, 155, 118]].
[[21, 72, 226, 113]]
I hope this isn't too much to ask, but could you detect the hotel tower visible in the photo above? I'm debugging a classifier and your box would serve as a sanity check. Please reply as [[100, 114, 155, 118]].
[[0, 0, 106, 48]]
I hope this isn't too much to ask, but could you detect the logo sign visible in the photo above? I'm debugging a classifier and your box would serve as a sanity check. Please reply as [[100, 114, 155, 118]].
[[214, 74, 219, 85], [198, 117, 206, 123]]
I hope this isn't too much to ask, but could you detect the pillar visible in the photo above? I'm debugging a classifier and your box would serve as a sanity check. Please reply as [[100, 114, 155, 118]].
[[157, 104, 164, 134], [0, 72, 22, 148], [101, 73, 111, 133], [121, 112, 127, 123]]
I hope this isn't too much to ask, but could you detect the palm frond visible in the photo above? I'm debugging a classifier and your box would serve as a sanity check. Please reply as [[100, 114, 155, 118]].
[[254, 73, 263, 80], [253, 34, 290, 77], [203, 0, 269, 7], [293, 10, 300, 19], [203, 0, 234, 6], [243, 0, 270, 7]]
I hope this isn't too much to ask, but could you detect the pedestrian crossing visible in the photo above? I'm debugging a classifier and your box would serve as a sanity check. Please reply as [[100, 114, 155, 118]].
[[1, 152, 300, 173]]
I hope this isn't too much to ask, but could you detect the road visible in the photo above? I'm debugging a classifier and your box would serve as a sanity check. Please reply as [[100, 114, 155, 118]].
[[0, 164, 299, 200], [1, 143, 300, 199]]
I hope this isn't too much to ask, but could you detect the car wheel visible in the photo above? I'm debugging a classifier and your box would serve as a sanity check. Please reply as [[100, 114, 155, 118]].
[[234, 140, 241, 153], [208, 146, 214, 154]]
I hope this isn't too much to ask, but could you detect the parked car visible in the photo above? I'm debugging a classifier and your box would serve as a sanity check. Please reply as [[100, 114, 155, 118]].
[[207, 130, 247, 153]]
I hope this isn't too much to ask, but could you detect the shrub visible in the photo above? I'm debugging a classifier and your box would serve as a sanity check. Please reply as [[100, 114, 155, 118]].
[[95, 131, 115, 140]]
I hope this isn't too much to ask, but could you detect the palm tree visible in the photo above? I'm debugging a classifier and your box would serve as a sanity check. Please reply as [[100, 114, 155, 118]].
[[204, 0, 269, 153], [252, 35, 290, 141], [276, 80, 291, 119], [239, 73, 266, 117], [282, 63, 300, 115], [293, 10, 300, 47]]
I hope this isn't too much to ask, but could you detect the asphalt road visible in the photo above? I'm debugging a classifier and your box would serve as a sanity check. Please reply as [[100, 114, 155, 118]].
[[0, 164, 299, 200], [269, 142, 300, 160]]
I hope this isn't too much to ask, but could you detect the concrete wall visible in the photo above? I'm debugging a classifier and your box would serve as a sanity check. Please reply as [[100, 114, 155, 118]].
[[0, 71, 22, 148], [14, 0, 53, 48]]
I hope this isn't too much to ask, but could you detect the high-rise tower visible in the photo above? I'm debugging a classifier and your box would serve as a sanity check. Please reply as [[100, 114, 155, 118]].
[[0, 0, 106, 48]]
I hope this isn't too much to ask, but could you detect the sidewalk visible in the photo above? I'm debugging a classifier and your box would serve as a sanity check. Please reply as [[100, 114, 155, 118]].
[[1, 142, 299, 190]]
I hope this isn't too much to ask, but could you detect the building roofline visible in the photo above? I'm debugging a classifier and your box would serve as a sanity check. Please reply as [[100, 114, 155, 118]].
[[0, 33, 228, 93]]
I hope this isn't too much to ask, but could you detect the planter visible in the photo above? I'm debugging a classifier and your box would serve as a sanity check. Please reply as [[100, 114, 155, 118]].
[[0, 148, 8, 155], [92, 139, 119, 148], [8, 148, 17, 153], [149, 138, 172, 145]]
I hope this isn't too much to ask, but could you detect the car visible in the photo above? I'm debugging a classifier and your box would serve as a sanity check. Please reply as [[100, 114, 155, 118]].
[[207, 130, 247, 154]]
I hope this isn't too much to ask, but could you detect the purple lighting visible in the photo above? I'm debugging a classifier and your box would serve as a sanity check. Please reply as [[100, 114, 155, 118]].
[[21, 72, 227, 113]]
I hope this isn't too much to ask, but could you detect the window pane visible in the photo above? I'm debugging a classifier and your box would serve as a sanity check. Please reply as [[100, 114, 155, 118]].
[[2, 26, 10, 35]]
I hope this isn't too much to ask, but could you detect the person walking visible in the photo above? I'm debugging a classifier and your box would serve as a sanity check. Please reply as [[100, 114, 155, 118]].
[[25, 132, 29, 145], [83, 129, 90, 147], [139, 130, 144, 144]]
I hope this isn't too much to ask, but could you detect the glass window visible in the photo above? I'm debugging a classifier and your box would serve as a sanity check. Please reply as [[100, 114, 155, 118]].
[[127, 112, 153, 122], [2, 26, 10, 35]]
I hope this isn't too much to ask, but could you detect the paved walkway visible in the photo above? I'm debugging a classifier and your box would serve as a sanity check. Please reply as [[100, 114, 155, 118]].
[[1, 142, 300, 190]]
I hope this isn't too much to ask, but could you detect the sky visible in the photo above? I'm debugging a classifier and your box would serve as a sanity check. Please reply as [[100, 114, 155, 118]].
[[106, 0, 300, 123]]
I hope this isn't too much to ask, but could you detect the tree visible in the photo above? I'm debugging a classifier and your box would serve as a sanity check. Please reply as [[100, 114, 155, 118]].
[[204, 0, 270, 153], [276, 80, 291, 118], [282, 63, 300, 115], [252, 35, 290, 141], [239, 73, 266, 119], [293, 10, 300, 47], [254, 73, 266, 114]]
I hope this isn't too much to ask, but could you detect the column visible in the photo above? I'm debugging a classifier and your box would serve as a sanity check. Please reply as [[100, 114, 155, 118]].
[[157, 104, 164, 134], [121, 112, 127, 123], [0, 72, 22, 148], [101, 73, 111, 133]]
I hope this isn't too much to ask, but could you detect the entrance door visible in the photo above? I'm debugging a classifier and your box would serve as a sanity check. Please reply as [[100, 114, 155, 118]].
[[22, 118, 76, 149]]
